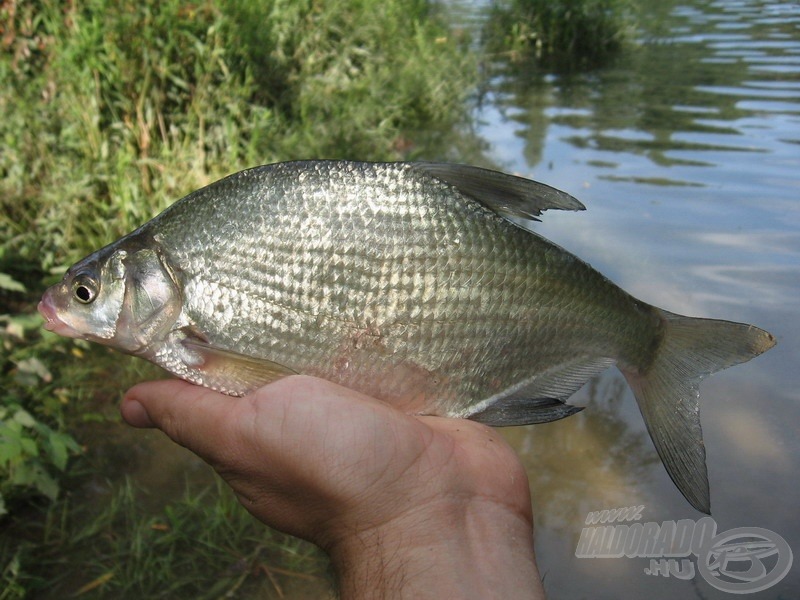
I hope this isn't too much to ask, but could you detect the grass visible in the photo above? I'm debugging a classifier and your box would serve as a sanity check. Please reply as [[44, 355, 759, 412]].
[[0, 0, 473, 595], [1, 0, 474, 271], [0, 477, 330, 599], [485, 0, 637, 68]]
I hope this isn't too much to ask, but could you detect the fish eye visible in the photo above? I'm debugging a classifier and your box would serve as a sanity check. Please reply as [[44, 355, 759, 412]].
[[72, 275, 99, 304]]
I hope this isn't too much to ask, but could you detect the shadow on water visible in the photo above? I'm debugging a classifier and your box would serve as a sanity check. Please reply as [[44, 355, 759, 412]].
[[501, 371, 660, 532]]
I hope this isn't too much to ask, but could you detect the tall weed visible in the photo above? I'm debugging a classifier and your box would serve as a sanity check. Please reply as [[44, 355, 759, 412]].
[[486, 0, 636, 68]]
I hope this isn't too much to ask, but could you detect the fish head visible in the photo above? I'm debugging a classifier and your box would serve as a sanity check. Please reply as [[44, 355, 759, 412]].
[[38, 240, 182, 355]]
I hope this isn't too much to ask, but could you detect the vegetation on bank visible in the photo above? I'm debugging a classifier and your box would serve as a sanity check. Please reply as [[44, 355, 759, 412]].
[[486, 0, 636, 67], [1, 0, 472, 595], [2, 477, 330, 598], [1, 0, 471, 504], [1, 0, 637, 596]]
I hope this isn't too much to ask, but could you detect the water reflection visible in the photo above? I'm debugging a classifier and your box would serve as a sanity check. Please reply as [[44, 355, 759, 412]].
[[470, 0, 800, 597], [501, 371, 660, 532], [482, 0, 800, 189]]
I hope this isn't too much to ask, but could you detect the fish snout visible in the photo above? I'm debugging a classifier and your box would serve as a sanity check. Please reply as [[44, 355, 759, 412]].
[[38, 289, 83, 339], [38, 291, 59, 331]]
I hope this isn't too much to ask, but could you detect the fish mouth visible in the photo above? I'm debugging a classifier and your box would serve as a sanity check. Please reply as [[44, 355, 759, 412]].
[[38, 292, 84, 339]]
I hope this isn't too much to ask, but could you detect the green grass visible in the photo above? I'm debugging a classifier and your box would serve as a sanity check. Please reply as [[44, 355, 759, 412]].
[[0, 0, 473, 594], [485, 0, 637, 68], [1, 0, 474, 271], [1, 477, 330, 599]]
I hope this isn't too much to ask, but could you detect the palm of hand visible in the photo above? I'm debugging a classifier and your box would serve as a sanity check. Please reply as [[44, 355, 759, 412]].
[[122, 375, 532, 551]]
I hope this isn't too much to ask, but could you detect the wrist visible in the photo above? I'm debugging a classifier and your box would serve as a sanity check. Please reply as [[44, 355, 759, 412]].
[[327, 495, 545, 600]]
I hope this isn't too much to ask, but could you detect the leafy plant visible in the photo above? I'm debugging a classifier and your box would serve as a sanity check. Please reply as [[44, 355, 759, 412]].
[[0, 306, 84, 515], [0, 404, 81, 516]]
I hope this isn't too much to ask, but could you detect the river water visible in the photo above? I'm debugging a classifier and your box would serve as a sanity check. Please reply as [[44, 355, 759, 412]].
[[454, 0, 799, 597]]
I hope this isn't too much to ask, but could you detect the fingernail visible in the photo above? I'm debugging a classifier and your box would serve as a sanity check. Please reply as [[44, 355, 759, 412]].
[[121, 398, 154, 428]]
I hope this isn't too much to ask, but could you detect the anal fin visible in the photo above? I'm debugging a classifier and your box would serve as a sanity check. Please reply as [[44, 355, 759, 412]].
[[469, 397, 583, 426], [465, 356, 615, 427]]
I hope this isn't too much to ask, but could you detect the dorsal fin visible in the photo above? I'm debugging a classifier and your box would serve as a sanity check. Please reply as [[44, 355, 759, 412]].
[[411, 162, 585, 222]]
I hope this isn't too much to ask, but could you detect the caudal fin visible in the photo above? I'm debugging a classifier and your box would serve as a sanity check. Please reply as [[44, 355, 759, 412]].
[[621, 310, 775, 513]]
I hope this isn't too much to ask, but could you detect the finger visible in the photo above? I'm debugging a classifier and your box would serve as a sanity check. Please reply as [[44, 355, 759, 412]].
[[120, 392, 156, 428], [122, 379, 240, 461]]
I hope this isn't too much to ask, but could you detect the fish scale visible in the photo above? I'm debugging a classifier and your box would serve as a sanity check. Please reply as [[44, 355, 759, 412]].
[[175, 165, 621, 406], [39, 160, 776, 512]]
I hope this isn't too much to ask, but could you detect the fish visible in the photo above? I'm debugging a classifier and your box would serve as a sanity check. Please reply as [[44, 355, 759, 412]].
[[38, 160, 776, 512]]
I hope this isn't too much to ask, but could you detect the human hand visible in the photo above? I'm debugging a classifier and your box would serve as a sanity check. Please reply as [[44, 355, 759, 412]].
[[121, 375, 545, 599]]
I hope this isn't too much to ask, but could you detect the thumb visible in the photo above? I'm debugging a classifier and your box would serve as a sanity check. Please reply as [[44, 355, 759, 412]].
[[121, 379, 240, 461]]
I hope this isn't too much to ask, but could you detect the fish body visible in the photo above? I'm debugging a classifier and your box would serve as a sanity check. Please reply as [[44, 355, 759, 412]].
[[39, 161, 776, 512]]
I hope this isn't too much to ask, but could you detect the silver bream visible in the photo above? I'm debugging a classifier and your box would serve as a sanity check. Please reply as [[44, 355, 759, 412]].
[[39, 161, 776, 512]]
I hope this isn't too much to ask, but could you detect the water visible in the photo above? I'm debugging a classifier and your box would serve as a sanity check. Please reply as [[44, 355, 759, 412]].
[[459, 0, 799, 597]]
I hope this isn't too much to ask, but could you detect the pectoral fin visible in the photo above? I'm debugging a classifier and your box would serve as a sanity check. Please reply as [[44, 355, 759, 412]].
[[182, 338, 297, 395]]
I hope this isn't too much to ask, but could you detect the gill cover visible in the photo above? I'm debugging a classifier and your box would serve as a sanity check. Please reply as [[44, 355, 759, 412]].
[[112, 246, 183, 354]]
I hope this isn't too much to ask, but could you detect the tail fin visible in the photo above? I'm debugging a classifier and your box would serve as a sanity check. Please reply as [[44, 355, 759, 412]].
[[621, 310, 776, 513]]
